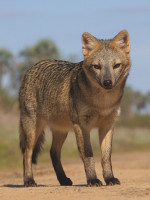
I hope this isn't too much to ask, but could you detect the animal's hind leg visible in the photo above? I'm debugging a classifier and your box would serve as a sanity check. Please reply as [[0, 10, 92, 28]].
[[50, 131, 72, 186], [20, 118, 37, 187]]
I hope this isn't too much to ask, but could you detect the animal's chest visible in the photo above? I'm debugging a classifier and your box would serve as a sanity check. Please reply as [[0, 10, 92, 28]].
[[79, 94, 120, 129]]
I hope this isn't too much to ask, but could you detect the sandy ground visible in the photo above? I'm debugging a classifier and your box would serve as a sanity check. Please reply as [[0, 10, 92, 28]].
[[0, 151, 150, 200]]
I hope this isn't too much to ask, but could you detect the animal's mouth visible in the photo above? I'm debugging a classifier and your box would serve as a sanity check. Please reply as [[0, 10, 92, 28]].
[[98, 83, 114, 90], [97, 78, 115, 90], [102, 85, 113, 90]]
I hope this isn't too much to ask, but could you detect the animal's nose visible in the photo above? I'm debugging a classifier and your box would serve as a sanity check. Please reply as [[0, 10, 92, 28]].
[[103, 80, 112, 88]]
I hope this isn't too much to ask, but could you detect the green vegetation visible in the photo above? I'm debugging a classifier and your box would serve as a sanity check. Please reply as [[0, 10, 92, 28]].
[[117, 114, 150, 129], [0, 88, 17, 111], [0, 38, 150, 170]]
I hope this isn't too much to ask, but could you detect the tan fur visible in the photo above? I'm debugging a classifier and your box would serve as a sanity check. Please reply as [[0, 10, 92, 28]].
[[19, 30, 131, 187], [82, 32, 101, 58], [110, 30, 130, 53]]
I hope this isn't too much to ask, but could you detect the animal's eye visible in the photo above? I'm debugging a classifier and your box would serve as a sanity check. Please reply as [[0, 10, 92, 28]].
[[93, 65, 101, 70], [113, 63, 121, 69]]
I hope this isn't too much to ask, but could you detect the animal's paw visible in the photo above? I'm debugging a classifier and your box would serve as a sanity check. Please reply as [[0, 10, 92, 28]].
[[87, 179, 103, 187], [24, 178, 37, 187], [105, 177, 120, 186], [59, 177, 73, 186]]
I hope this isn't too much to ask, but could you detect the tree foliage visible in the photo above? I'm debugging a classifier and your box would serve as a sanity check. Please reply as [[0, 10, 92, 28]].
[[0, 49, 15, 87], [20, 39, 60, 64]]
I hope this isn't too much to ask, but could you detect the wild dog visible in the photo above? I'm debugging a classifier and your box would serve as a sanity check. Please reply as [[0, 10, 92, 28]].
[[19, 30, 131, 187]]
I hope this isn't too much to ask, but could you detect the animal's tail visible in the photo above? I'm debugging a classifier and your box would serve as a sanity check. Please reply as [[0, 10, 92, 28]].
[[32, 132, 45, 164], [19, 121, 45, 164]]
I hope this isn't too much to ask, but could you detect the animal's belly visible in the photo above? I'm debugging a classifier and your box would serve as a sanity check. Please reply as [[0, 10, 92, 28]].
[[47, 115, 74, 132]]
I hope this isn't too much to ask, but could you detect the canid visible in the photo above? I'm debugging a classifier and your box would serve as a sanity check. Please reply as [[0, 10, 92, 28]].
[[19, 30, 131, 187]]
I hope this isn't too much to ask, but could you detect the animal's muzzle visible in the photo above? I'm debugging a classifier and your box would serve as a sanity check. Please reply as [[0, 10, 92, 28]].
[[103, 80, 112, 89]]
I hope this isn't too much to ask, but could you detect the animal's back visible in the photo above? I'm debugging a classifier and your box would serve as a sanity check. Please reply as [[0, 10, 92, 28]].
[[19, 59, 81, 125], [20, 59, 76, 91]]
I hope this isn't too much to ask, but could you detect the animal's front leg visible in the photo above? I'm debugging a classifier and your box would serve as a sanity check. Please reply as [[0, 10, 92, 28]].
[[74, 124, 102, 186], [99, 127, 120, 186]]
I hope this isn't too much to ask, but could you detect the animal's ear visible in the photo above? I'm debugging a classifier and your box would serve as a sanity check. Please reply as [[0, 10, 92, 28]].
[[82, 32, 101, 58], [111, 30, 130, 53]]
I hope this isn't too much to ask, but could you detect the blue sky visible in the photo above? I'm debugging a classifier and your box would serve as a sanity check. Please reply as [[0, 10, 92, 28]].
[[0, 0, 150, 93]]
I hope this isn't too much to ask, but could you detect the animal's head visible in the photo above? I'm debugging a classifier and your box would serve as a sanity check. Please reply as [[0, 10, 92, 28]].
[[82, 30, 131, 90]]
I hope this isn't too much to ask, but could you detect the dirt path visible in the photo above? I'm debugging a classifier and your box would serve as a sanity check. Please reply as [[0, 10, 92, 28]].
[[0, 151, 150, 200]]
